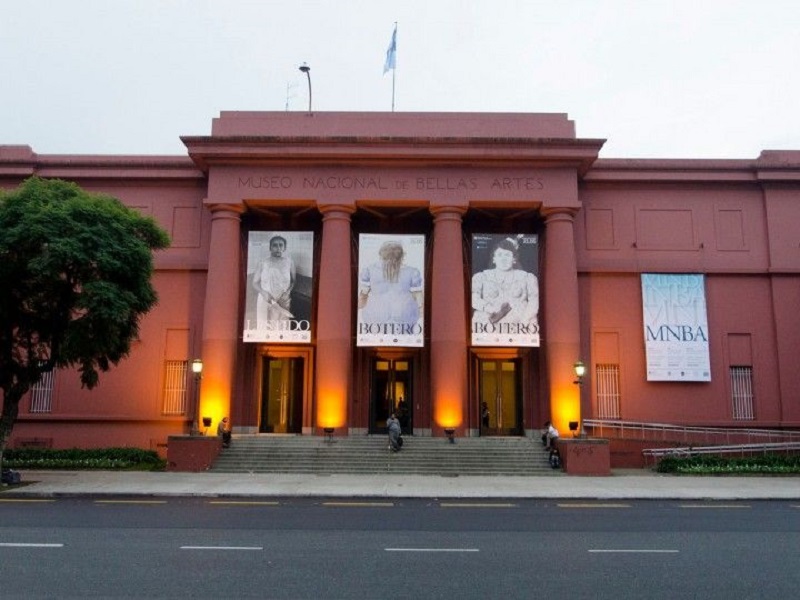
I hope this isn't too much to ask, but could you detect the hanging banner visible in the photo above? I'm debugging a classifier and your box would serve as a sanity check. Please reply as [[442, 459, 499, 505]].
[[357, 234, 425, 347], [243, 231, 314, 343], [471, 234, 540, 347], [641, 273, 711, 381]]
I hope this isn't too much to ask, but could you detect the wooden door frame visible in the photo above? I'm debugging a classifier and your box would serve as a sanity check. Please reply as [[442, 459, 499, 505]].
[[470, 348, 530, 436], [366, 348, 419, 435], [257, 346, 314, 435]]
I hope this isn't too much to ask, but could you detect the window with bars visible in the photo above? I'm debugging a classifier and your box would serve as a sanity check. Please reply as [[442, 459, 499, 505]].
[[730, 366, 754, 420], [595, 363, 621, 419], [162, 360, 190, 415], [29, 369, 55, 414]]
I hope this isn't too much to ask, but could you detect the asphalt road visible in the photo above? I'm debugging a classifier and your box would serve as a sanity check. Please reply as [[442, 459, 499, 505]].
[[1, 497, 798, 599]]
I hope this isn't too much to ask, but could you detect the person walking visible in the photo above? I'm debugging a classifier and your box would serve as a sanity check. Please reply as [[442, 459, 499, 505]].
[[387, 412, 402, 452], [481, 402, 491, 430]]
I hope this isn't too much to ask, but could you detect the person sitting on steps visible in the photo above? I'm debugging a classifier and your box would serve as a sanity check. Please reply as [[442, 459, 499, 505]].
[[542, 420, 559, 452], [217, 417, 232, 448]]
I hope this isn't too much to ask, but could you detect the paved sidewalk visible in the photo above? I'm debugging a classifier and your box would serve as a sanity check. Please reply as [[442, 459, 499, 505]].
[[3, 469, 799, 500]]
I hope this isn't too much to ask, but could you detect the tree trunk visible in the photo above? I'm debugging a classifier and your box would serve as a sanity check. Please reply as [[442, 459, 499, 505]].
[[0, 386, 23, 476]]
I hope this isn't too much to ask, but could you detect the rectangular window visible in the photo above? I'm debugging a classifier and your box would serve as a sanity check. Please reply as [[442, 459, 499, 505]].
[[595, 364, 621, 419], [29, 369, 55, 414], [730, 366, 754, 420], [162, 360, 189, 415]]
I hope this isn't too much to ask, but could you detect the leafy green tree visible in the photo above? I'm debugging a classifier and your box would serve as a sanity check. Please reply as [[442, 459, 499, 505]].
[[0, 177, 170, 472]]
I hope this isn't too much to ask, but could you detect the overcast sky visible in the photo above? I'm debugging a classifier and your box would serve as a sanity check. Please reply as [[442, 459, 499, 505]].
[[2, 0, 798, 159]]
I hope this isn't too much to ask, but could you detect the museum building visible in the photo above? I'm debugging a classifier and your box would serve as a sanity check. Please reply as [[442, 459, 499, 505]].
[[1, 111, 799, 453]]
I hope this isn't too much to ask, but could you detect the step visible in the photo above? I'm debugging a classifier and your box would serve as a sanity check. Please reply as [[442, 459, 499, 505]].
[[210, 435, 561, 476]]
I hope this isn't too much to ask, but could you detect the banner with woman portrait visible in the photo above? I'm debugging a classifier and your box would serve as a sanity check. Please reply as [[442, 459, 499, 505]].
[[357, 234, 425, 347], [243, 231, 314, 343], [471, 233, 540, 346]]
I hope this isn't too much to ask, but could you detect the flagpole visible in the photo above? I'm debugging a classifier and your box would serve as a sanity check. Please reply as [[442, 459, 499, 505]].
[[385, 22, 396, 112], [391, 23, 397, 111]]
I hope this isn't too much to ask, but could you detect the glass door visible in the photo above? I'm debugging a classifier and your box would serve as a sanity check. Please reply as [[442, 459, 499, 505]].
[[478, 359, 522, 436], [370, 359, 413, 434], [260, 357, 304, 433]]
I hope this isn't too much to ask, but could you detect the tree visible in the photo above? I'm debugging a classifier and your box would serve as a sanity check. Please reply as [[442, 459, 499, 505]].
[[0, 177, 170, 471]]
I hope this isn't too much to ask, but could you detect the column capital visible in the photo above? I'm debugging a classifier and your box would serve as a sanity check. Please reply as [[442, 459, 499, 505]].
[[430, 205, 467, 222], [205, 202, 246, 216], [318, 204, 356, 220], [541, 206, 579, 224]]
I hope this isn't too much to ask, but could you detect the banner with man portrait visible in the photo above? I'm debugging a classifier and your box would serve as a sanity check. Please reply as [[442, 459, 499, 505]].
[[471, 233, 540, 347], [356, 234, 425, 347], [243, 231, 314, 343]]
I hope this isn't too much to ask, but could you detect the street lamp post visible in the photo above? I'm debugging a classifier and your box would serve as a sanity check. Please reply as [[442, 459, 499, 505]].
[[190, 358, 203, 436], [573, 360, 586, 437], [299, 63, 311, 112]]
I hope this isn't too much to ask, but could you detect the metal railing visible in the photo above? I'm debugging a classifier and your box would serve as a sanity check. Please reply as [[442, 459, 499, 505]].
[[643, 442, 800, 460], [584, 419, 800, 446]]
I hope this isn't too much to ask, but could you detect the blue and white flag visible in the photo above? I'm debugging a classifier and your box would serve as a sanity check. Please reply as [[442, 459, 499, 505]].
[[383, 25, 397, 74]]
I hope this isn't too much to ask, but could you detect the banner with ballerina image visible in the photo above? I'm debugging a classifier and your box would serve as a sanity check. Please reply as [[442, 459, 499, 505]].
[[356, 234, 425, 347], [471, 233, 540, 347], [243, 231, 314, 343]]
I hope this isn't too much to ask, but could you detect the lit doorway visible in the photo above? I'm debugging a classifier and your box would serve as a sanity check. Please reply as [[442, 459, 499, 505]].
[[478, 359, 522, 436], [370, 358, 413, 434], [260, 357, 304, 433]]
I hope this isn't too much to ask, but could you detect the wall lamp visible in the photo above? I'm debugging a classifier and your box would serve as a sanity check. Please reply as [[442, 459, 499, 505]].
[[573, 360, 586, 385], [444, 428, 456, 444]]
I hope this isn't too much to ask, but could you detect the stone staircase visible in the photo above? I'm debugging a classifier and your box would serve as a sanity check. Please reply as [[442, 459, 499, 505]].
[[210, 434, 561, 476]]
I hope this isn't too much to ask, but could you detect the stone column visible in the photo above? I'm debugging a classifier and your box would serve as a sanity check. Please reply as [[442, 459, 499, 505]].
[[542, 207, 582, 435], [199, 203, 244, 434], [429, 206, 468, 436], [315, 205, 355, 434]]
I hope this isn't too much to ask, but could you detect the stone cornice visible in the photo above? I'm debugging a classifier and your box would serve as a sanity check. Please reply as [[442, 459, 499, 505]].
[[0, 146, 203, 180], [181, 135, 605, 176]]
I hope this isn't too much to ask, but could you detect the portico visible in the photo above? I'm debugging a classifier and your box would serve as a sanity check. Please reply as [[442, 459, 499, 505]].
[[182, 111, 603, 439]]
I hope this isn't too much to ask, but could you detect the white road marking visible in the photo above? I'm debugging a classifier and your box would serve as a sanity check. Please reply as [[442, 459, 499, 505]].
[[0, 499, 56, 503], [180, 546, 263, 551], [589, 549, 679, 553], [323, 501, 394, 507], [679, 504, 751, 509], [385, 548, 479, 552], [208, 501, 280, 506], [558, 503, 631, 508], [0, 543, 63, 548], [440, 503, 516, 508], [94, 500, 167, 504]]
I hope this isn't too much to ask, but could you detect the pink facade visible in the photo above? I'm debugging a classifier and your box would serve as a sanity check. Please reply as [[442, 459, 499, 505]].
[[1, 112, 798, 454]]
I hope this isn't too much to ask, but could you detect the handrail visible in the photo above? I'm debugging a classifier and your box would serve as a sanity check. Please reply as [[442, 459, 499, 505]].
[[584, 419, 800, 445], [643, 441, 800, 458]]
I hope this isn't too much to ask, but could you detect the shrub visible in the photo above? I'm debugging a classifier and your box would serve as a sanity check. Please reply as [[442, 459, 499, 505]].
[[656, 453, 800, 475], [2, 447, 166, 471]]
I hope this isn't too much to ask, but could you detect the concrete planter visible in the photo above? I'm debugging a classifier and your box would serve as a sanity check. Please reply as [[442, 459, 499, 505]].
[[167, 435, 222, 472], [559, 438, 611, 476]]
